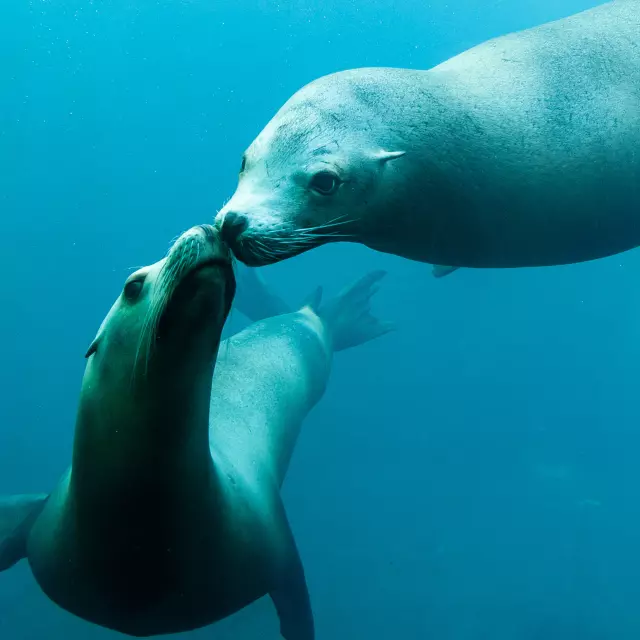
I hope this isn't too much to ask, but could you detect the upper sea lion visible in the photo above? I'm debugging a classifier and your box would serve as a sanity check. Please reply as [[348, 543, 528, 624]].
[[216, 0, 640, 277]]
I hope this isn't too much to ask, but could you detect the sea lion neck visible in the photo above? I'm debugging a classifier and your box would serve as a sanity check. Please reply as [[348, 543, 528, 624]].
[[69, 331, 221, 512], [60, 348, 220, 615]]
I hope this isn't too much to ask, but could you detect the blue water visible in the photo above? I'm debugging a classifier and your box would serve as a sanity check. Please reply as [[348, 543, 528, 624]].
[[1, 0, 637, 638]]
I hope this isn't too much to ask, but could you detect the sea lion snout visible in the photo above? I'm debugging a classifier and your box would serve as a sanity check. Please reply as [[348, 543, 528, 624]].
[[170, 224, 233, 271], [218, 212, 248, 246]]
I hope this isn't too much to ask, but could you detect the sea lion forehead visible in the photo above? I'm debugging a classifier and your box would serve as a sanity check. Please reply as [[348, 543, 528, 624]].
[[249, 102, 350, 169]]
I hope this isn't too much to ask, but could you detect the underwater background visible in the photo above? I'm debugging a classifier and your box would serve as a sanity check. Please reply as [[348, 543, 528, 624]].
[[1, 0, 638, 638]]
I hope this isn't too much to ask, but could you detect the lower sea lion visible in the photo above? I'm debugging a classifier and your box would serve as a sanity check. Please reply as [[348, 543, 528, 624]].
[[215, 0, 640, 276], [0, 225, 390, 638]]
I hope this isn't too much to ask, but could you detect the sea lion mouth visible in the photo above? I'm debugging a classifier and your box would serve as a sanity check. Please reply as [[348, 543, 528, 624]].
[[218, 212, 355, 266], [135, 226, 235, 373], [163, 257, 234, 315], [176, 257, 233, 284], [156, 257, 234, 341], [161, 225, 233, 308], [229, 233, 314, 266]]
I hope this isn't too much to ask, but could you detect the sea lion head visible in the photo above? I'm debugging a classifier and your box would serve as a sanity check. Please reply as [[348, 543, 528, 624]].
[[215, 72, 406, 266], [81, 224, 235, 421]]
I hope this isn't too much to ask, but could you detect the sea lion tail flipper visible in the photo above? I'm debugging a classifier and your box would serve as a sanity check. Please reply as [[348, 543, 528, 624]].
[[270, 538, 315, 640], [233, 264, 291, 321], [301, 286, 323, 312], [0, 494, 48, 571], [315, 270, 393, 352], [432, 265, 459, 278]]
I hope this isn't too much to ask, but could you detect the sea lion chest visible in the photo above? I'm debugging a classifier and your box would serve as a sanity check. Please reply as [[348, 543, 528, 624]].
[[26, 462, 279, 636]]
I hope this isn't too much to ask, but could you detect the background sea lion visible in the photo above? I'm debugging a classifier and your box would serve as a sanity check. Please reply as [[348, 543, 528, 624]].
[[0, 225, 390, 638], [232, 264, 291, 321], [215, 0, 640, 276]]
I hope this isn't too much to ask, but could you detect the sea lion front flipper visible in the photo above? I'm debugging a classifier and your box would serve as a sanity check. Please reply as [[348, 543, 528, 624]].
[[270, 537, 314, 640], [0, 494, 48, 571], [432, 264, 460, 278], [233, 265, 291, 321]]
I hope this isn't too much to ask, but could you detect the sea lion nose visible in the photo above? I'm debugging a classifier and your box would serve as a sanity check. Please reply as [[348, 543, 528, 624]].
[[220, 212, 249, 245]]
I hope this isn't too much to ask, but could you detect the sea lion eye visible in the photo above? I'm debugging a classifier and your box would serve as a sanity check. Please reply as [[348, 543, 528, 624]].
[[309, 171, 341, 196], [123, 278, 144, 302]]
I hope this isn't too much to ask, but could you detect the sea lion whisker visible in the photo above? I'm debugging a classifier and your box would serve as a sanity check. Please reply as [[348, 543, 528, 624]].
[[252, 239, 284, 262], [134, 238, 203, 381]]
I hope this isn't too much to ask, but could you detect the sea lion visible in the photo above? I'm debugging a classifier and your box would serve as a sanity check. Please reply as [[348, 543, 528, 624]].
[[215, 0, 640, 275], [232, 263, 291, 321], [0, 225, 390, 638]]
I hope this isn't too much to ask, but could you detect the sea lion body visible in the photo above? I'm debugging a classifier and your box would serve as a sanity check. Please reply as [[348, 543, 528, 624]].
[[217, 0, 640, 270], [0, 227, 389, 639]]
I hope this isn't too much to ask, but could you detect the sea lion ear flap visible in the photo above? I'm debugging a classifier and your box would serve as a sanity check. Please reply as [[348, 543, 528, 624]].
[[84, 336, 100, 359], [373, 149, 406, 164], [84, 312, 111, 358]]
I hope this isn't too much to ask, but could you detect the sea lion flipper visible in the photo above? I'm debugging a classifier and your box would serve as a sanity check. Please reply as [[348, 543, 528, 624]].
[[302, 286, 323, 313], [0, 494, 48, 571], [233, 264, 291, 321], [432, 265, 459, 278], [270, 539, 314, 640], [316, 270, 393, 352]]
